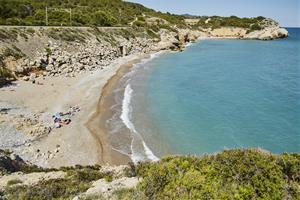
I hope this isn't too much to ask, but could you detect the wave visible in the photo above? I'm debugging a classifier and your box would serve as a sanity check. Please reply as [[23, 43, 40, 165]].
[[142, 141, 159, 161], [186, 42, 193, 47], [120, 84, 159, 163], [120, 84, 135, 132]]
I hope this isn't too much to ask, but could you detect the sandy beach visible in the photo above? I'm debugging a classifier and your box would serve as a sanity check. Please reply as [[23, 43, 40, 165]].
[[0, 53, 150, 168], [86, 55, 151, 165]]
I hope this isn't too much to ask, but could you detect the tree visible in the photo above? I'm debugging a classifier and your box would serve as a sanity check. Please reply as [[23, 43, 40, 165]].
[[93, 10, 117, 26]]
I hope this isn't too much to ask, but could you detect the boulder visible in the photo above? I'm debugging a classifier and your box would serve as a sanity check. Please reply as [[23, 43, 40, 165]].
[[29, 73, 36, 82], [0, 150, 28, 174], [244, 26, 288, 40], [275, 28, 288, 38], [16, 66, 24, 74], [22, 76, 29, 81]]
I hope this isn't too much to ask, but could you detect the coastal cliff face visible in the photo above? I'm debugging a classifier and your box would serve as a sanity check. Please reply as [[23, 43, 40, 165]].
[[180, 17, 288, 41], [207, 26, 288, 40], [0, 17, 288, 82], [0, 27, 170, 81]]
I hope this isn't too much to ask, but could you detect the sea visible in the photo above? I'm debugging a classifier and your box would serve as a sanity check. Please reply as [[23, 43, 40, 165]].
[[108, 28, 300, 162]]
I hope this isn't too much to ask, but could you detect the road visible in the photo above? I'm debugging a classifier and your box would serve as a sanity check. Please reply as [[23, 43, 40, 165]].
[[0, 25, 131, 29]]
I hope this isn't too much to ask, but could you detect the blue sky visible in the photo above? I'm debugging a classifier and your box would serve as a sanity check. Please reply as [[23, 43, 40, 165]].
[[127, 0, 300, 27]]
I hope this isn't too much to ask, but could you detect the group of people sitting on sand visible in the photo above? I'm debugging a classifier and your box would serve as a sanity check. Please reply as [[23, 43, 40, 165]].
[[52, 106, 80, 128]]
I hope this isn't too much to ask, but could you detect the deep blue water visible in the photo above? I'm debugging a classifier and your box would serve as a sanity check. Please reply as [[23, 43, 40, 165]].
[[131, 28, 300, 157]]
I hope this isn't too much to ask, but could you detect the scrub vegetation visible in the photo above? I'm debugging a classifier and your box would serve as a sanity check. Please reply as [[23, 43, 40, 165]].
[[135, 149, 300, 199], [1, 149, 299, 199], [0, 0, 269, 31]]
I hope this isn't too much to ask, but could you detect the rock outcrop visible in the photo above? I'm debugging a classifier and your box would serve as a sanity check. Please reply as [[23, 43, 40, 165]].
[[75, 177, 139, 199], [208, 26, 288, 40], [19, 38, 156, 78], [0, 27, 182, 80], [244, 26, 288, 40], [209, 27, 248, 38], [0, 150, 28, 175]]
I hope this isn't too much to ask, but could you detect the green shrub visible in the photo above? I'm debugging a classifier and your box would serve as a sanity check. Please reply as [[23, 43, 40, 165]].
[[112, 188, 137, 200], [133, 20, 146, 27], [104, 175, 113, 182], [158, 24, 175, 32], [4, 178, 90, 199], [6, 179, 23, 186], [146, 29, 159, 40], [93, 11, 117, 27], [66, 167, 104, 182], [251, 23, 262, 31], [2, 45, 25, 59], [137, 16, 145, 22], [47, 28, 86, 42], [136, 149, 300, 200], [26, 28, 35, 35], [45, 47, 52, 56], [0, 29, 18, 41], [3, 165, 106, 199]]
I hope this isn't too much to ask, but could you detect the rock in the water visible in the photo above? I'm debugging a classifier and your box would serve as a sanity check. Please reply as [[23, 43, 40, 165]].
[[244, 26, 288, 40]]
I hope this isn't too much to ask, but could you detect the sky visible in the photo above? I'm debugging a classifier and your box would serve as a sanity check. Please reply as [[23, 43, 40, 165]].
[[127, 0, 300, 27]]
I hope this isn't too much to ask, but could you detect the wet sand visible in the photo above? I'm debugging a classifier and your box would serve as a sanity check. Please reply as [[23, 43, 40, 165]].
[[86, 54, 150, 165]]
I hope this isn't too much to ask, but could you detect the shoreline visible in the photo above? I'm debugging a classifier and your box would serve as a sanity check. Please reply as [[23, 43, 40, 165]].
[[83, 34, 295, 165], [86, 52, 166, 165], [86, 54, 151, 165]]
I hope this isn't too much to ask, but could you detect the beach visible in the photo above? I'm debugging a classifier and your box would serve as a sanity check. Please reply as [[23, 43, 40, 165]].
[[86, 54, 152, 165], [0, 25, 292, 168], [0, 53, 152, 167]]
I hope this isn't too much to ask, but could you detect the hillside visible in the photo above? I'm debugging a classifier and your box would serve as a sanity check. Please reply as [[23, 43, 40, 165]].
[[0, 0, 153, 26], [0, 149, 299, 199], [0, 0, 284, 31]]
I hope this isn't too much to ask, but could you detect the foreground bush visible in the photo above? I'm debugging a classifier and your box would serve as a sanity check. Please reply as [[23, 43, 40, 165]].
[[1, 149, 299, 199], [136, 149, 300, 200]]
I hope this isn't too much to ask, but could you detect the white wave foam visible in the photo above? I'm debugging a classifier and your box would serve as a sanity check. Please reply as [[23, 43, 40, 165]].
[[120, 84, 159, 163], [142, 141, 159, 162], [186, 42, 193, 47], [120, 84, 135, 132]]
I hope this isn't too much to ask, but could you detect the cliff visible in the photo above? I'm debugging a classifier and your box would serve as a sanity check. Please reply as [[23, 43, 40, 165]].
[[0, 22, 288, 83], [207, 26, 288, 40], [0, 26, 181, 84]]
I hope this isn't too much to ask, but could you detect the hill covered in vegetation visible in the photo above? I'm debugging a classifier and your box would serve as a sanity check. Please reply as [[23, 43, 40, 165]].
[[0, 0, 272, 31], [0, 149, 299, 199], [0, 0, 157, 26]]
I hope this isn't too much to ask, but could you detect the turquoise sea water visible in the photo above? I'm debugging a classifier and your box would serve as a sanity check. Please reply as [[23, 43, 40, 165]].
[[125, 28, 300, 159]]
